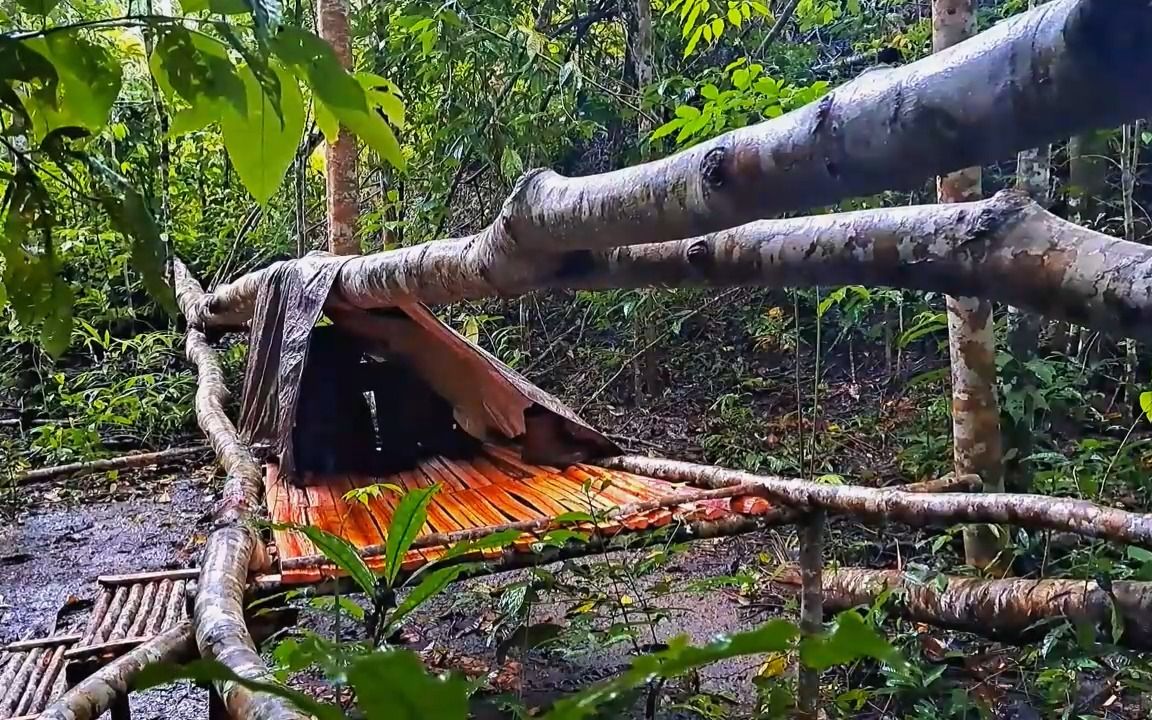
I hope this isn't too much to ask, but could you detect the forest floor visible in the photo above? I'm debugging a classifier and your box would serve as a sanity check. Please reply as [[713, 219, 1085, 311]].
[[2, 293, 1148, 718]]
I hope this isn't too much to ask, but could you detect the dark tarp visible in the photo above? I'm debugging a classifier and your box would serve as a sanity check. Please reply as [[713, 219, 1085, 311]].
[[236, 251, 619, 483]]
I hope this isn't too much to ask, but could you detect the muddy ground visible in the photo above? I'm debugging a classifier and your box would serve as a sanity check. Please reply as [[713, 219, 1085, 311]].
[[1, 463, 804, 719]]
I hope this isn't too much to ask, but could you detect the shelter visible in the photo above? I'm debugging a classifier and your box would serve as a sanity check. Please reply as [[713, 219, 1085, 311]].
[[233, 254, 779, 584]]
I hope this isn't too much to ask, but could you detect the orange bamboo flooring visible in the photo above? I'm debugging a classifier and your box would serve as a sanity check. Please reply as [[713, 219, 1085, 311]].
[[265, 444, 775, 584]]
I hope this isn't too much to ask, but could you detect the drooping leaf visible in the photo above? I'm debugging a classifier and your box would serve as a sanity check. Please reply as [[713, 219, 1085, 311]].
[[138, 659, 345, 720], [1139, 391, 1152, 422], [40, 277, 73, 357], [356, 72, 404, 129], [278, 523, 377, 597], [384, 485, 439, 586], [150, 28, 247, 117], [0, 37, 58, 86], [270, 27, 365, 113], [347, 650, 471, 720], [96, 179, 177, 317], [340, 105, 404, 170], [313, 94, 339, 143], [28, 33, 123, 133], [798, 610, 902, 671], [220, 61, 304, 204], [388, 563, 476, 630], [499, 146, 523, 182]]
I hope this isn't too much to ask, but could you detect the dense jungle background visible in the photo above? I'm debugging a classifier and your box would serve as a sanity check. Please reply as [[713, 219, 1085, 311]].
[[3, 0, 1152, 717]]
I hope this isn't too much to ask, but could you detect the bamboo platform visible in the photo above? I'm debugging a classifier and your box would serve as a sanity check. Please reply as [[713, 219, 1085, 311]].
[[265, 443, 777, 584], [0, 568, 194, 720]]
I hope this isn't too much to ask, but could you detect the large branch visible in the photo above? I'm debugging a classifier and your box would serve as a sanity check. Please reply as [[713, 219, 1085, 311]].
[[600, 456, 1152, 549], [772, 567, 1152, 651], [173, 260, 310, 720], [16, 446, 209, 486], [564, 191, 1152, 341], [190, 0, 1152, 328]]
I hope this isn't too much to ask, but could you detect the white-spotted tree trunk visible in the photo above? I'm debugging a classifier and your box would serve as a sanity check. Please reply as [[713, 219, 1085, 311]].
[[933, 0, 1009, 573]]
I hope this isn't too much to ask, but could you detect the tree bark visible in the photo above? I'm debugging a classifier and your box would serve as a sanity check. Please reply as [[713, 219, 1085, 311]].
[[190, 192, 1152, 343], [37, 623, 195, 720], [627, 0, 661, 404], [189, 0, 1152, 329], [600, 455, 1152, 550], [173, 260, 310, 720], [772, 567, 1152, 651], [932, 0, 1009, 575], [796, 511, 825, 718], [317, 0, 359, 254], [16, 446, 209, 485]]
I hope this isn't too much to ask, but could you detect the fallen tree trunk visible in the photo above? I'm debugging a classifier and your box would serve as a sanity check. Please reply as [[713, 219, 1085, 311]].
[[772, 566, 1152, 651], [601, 456, 1152, 550], [174, 260, 309, 720], [15, 446, 210, 486], [188, 0, 1152, 330], [37, 622, 195, 720]]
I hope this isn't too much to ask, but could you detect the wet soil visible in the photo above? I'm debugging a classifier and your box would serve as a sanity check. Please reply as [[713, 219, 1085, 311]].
[[0, 471, 212, 719]]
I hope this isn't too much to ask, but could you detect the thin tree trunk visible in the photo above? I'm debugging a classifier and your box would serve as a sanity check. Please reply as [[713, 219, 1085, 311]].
[[191, 192, 1152, 344], [1122, 120, 1143, 414], [600, 455, 1152, 550], [628, 0, 661, 405], [772, 567, 1152, 651], [318, 0, 359, 254], [1066, 129, 1110, 357], [933, 0, 1008, 575], [796, 511, 825, 718]]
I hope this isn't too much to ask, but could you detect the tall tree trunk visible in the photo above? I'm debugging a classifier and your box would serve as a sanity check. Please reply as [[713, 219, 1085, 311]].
[[933, 0, 1008, 574], [318, 0, 359, 254], [628, 0, 661, 405], [1122, 120, 1144, 415]]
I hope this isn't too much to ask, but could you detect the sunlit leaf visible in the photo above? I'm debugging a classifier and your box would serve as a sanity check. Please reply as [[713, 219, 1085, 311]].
[[278, 522, 377, 597], [384, 485, 438, 585], [220, 62, 304, 204]]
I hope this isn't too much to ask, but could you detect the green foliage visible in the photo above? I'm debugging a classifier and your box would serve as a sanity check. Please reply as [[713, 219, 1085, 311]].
[[651, 60, 829, 146], [665, 0, 772, 57]]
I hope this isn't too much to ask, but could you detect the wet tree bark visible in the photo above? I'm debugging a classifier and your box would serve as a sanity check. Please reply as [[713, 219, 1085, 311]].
[[189, 193, 1152, 344], [772, 567, 1152, 651], [601, 455, 1152, 550], [318, 0, 359, 254], [188, 0, 1152, 330], [933, 0, 1008, 575], [173, 260, 309, 720]]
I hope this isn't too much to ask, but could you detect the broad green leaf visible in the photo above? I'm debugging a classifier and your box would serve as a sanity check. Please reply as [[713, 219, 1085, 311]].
[[16, 0, 60, 16], [313, 94, 340, 143], [0, 38, 58, 86], [151, 28, 246, 117], [798, 610, 902, 670], [169, 104, 216, 136], [220, 62, 305, 204], [339, 106, 404, 170], [1140, 391, 1152, 421], [270, 27, 365, 114], [437, 528, 521, 562], [356, 72, 404, 129], [31, 34, 123, 132], [347, 651, 470, 720], [96, 180, 177, 317], [387, 563, 476, 630], [384, 485, 438, 586], [138, 659, 345, 720], [179, 0, 209, 10], [40, 278, 73, 357], [650, 117, 684, 140], [279, 523, 377, 597]]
